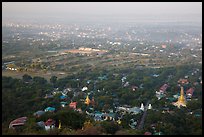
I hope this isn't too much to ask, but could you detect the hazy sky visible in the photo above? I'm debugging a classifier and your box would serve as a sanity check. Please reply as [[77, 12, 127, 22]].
[[2, 2, 202, 23]]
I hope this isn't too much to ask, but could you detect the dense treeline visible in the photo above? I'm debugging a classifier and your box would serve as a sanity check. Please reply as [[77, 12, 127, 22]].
[[2, 76, 51, 123]]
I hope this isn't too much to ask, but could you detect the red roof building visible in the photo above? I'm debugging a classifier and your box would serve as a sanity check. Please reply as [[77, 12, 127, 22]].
[[186, 87, 195, 98], [159, 84, 169, 93], [69, 102, 77, 109], [45, 119, 55, 126], [161, 44, 167, 49], [9, 117, 27, 129], [178, 78, 189, 84], [45, 119, 55, 130], [144, 132, 152, 135]]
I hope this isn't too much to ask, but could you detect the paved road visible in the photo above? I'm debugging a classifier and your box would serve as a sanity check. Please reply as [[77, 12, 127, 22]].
[[137, 100, 150, 130]]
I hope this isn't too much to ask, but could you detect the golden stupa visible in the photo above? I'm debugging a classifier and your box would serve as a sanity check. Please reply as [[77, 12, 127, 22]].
[[84, 95, 91, 105], [173, 86, 186, 108]]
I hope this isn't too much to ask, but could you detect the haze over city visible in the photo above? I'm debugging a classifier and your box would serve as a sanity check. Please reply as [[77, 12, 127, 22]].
[[2, 2, 202, 23]]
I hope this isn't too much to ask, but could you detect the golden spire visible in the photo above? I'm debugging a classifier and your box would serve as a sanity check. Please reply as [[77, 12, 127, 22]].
[[178, 86, 186, 103], [85, 95, 91, 105], [173, 86, 186, 108]]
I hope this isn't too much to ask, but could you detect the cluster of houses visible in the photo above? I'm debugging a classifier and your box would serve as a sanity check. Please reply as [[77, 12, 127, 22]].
[[85, 102, 153, 129], [174, 78, 196, 101], [155, 77, 199, 109], [8, 72, 154, 131], [8, 72, 201, 132], [85, 110, 116, 122], [9, 83, 153, 131], [8, 87, 79, 130]]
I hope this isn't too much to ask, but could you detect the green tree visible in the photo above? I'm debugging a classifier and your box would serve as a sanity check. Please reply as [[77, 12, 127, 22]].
[[33, 76, 47, 85], [101, 121, 119, 134], [50, 76, 58, 87], [50, 76, 57, 83], [22, 74, 32, 82], [186, 100, 202, 111], [54, 109, 86, 130]]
